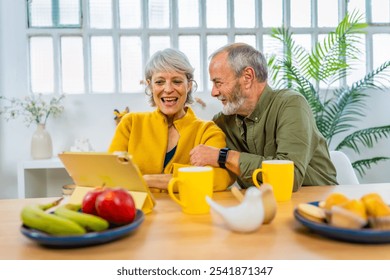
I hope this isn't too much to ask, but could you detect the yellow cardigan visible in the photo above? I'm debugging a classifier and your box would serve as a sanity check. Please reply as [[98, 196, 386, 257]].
[[108, 107, 235, 191]]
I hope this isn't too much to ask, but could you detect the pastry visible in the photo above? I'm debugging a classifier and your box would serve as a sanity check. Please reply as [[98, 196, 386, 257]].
[[369, 214, 390, 230], [361, 192, 383, 203], [330, 199, 367, 229], [361, 193, 385, 216], [361, 194, 390, 230], [297, 203, 326, 223], [320, 192, 349, 211], [319, 192, 349, 222]]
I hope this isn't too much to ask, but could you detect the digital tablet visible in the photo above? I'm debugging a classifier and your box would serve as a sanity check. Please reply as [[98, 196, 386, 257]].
[[58, 152, 155, 214]]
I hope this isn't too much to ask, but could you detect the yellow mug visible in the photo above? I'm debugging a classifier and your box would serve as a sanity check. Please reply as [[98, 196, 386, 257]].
[[168, 166, 214, 214], [252, 160, 294, 202]]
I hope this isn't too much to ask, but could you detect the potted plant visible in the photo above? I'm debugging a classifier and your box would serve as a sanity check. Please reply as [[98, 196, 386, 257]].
[[268, 11, 390, 177]]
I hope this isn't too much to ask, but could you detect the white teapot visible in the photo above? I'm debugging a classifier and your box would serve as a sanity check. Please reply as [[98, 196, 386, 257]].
[[206, 184, 277, 233]]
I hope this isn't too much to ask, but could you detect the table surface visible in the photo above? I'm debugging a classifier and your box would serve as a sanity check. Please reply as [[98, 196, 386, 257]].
[[1, 183, 390, 260]]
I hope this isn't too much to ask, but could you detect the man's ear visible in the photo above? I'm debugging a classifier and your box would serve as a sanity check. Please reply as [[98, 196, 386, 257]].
[[242, 67, 255, 86]]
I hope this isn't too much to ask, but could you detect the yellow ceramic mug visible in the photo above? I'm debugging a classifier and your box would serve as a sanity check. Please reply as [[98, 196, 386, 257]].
[[252, 160, 294, 202], [168, 166, 214, 214]]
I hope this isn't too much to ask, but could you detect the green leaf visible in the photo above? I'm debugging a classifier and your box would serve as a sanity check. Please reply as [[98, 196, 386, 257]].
[[352, 157, 390, 177], [336, 126, 390, 153], [268, 10, 390, 176]]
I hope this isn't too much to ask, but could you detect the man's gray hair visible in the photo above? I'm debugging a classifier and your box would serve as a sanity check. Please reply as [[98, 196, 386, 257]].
[[209, 43, 268, 82]]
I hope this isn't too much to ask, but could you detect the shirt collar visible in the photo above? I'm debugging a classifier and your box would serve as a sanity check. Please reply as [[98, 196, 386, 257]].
[[234, 84, 274, 124]]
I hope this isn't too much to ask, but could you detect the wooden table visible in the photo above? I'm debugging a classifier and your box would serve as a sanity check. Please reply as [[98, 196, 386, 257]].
[[1, 183, 390, 260]]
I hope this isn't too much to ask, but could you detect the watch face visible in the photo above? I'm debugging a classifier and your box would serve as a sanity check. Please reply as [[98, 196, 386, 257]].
[[218, 148, 229, 168]]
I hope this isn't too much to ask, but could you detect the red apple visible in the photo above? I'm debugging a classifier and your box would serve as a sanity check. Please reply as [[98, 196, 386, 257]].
[[81, 187, 105, 215], [95, 188, 136, 225]]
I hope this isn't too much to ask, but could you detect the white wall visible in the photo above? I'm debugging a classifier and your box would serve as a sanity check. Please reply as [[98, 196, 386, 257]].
[[339, 89, 390, 183], [0, 0, 29, 198], [1, 2, 390, 199], [0, 1, 220, 198]]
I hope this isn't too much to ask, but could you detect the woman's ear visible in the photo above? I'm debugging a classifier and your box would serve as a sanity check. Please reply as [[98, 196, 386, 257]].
[[187, 79, 196, 94]]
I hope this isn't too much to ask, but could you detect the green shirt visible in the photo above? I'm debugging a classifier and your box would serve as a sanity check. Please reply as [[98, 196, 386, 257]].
[[213, 85, 338, 191]]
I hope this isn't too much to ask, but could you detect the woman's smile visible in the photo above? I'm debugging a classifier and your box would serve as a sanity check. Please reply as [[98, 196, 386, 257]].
[[161, 97, 179, 105], [151, 71, 191, 118]]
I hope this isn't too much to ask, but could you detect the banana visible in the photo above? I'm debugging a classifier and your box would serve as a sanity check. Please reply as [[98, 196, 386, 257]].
[[21, 199, 86, 236], [54, 204, 109, 232]]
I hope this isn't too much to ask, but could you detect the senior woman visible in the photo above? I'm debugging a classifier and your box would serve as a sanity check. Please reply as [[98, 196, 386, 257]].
[[108, 48, 235, 192]]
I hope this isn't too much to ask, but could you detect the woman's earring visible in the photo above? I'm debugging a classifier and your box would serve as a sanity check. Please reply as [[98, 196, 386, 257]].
[[144, 87, 152, 96]]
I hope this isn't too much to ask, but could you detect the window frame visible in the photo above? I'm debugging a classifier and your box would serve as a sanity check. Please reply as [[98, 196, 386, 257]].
[[25, 0, 390, 95]]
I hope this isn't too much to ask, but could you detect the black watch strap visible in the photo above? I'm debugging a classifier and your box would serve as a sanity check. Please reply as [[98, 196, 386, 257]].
[[218, 148, 230, 169]]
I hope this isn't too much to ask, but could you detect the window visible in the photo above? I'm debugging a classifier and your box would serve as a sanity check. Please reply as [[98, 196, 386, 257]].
[[26, 0, 390, 95]]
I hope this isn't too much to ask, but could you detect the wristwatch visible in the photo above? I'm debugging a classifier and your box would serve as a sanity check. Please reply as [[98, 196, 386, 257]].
[[218, 148, 230, 169]]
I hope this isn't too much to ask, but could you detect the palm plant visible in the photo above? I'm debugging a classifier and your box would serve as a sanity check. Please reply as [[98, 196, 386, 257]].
[[268, 11, 390, 177]]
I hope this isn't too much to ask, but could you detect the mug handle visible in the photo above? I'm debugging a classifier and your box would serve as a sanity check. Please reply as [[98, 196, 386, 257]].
[[252, 168, 263, 188], [167, 178, 186, 208]]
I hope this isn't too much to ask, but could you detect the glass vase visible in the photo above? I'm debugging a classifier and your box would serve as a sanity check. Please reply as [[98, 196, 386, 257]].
[[31, 124, 53, 159]]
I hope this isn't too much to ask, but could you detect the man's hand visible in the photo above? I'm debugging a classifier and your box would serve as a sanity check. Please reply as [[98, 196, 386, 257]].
[[190, 144, 220, 167], [191, 145, 241, 175]]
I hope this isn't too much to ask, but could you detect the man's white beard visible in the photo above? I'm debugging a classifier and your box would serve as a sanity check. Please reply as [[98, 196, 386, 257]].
[[222, 97, 244, 115], [220, 80, 245, 115]]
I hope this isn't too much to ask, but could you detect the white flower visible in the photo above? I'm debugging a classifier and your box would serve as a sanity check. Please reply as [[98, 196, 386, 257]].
[[0, 94, 65, 127]]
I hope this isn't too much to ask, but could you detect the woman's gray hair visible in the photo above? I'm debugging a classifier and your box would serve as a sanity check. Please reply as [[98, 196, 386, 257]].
[[144, 48, 197, 106], [209, 43, 268, 82]]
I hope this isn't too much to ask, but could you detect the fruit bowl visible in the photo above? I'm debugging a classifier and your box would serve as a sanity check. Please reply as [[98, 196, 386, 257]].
[[20, 209, 144, 248]]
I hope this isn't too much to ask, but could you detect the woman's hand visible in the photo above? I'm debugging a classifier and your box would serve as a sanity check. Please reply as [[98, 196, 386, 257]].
[[143, 174, 173, 191]]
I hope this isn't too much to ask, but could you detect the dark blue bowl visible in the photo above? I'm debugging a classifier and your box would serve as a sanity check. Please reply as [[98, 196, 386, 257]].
[[294, 201, 390, 244], [20, 209, 144, 248]]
